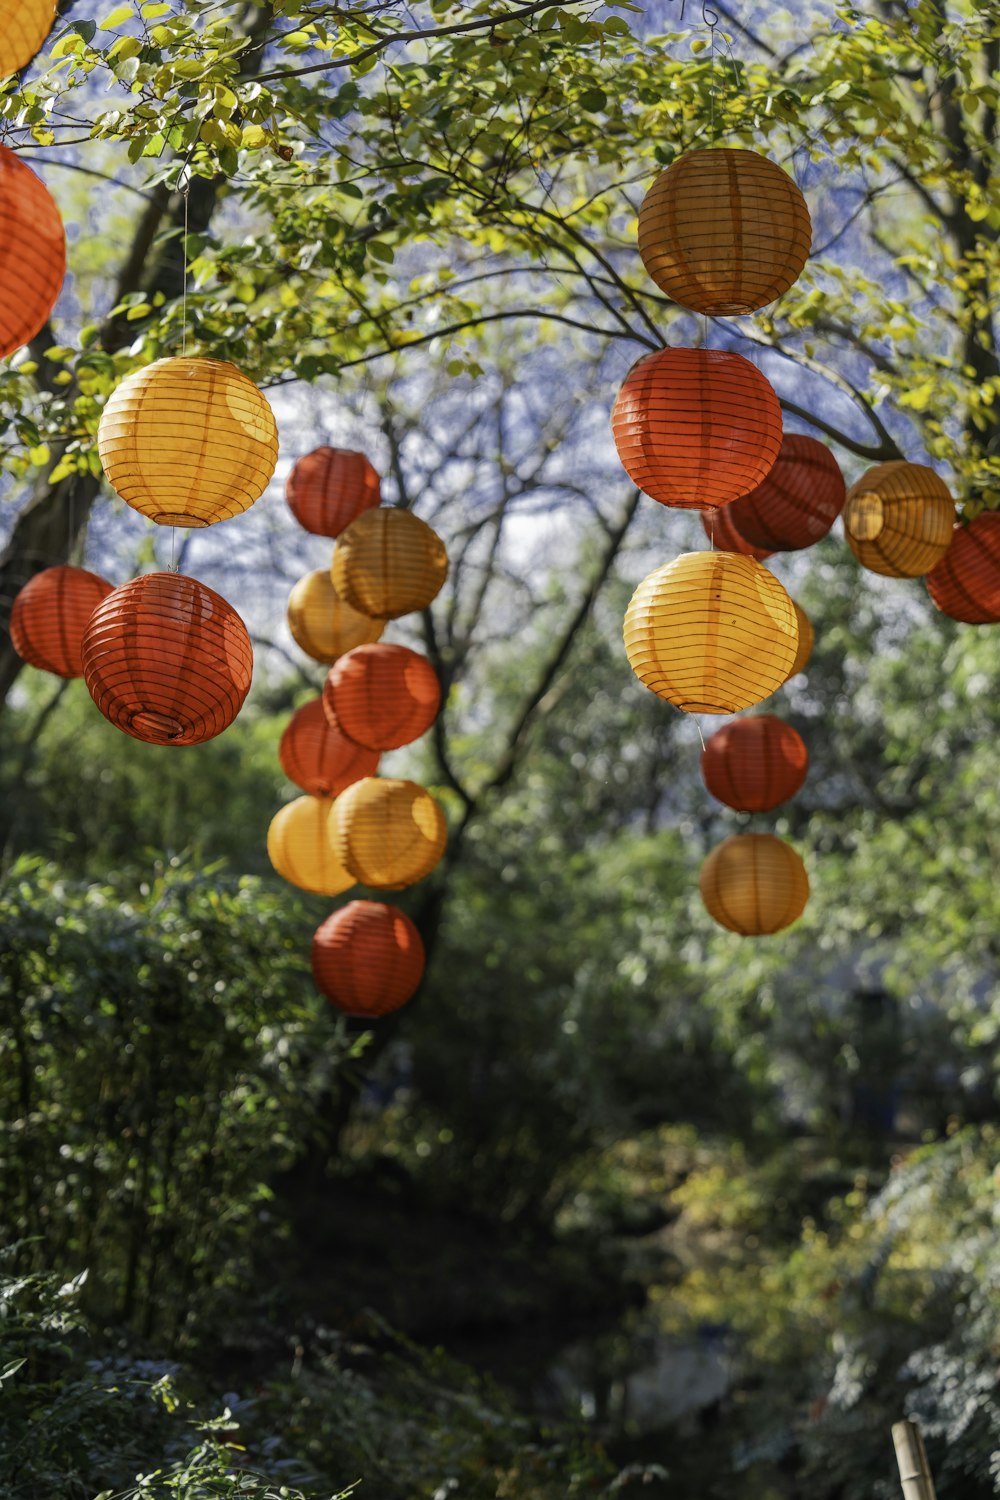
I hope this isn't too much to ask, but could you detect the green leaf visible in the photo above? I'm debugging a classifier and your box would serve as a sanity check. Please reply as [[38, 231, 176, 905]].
[[100, 4, 135, 29]]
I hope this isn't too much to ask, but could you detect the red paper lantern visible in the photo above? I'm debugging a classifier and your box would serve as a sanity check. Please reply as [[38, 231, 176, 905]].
[[286, 447, 382, 537], [323, 643, 441, 752], [725, 435, 846, 551], [0, 144, 65, 358], [279, 698, 380, 797], [701, 505, 772, 561], [611, 348, 782, 510], [311, 899, 425, 1016], [701, 714, 808, 812], [10, 565, 114, 677], [926, 514, 1000, 624]]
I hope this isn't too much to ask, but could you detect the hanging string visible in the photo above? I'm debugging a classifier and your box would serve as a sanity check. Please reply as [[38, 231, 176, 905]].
[[181, 177, 190, 358]]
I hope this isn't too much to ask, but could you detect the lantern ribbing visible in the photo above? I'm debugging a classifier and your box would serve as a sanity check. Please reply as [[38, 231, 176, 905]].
[[0, 145, 65, 358], [701, 715, 808, 813], [0, 1, 58, 77], [332, 508, 449, 619], [287, 569, 385, 664], [267, 795, 355, 896], [700, 833, 810, 935], [324, 643, 441, 751], [843, 461, 955, 578], [286, 446, 381, 537], [331, 777, 447, 890], [279, 698, 380, 798], [926, 514, 1000, 624], [11, 566, 114, 678], [311, 900, 425, 1016]]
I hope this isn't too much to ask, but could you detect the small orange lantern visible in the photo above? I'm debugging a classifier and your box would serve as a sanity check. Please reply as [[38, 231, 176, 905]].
[[324, 643, 442, 752], [926, 514, 1000, 624], [311, 900, 425, 1016], [332, 508, 449, 619], [82, 573, 252, 745], [0, 144, 65, 358], [10, 565, 114, 677], [785, 601, 814, 680], [0, 1, 58, 77], [700, 832, 809, 935], [278, 698, 380, 798], [843, 461, 954, 577], [701, 715, 808, 812], [287, 569, 385, 664], [331, 777, 447, 890], [701, 505, 772, 561], [286, 447, 381, 537], [267, 794, 355, 896], [726, 435, 846, 551]]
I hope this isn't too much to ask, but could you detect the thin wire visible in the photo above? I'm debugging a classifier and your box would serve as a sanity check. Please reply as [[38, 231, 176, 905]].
[[181, 179, 190, 358]]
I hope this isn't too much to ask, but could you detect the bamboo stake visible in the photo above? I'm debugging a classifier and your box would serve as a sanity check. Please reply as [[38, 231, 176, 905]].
[[892, 1420, 938, 1500]]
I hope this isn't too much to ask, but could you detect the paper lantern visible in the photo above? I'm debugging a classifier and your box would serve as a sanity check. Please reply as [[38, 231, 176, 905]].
[[926, 514, 1000, 624], [98, 357, 278, 527], [843, 461, 955, 578], [311, 900, 425, 1017], [700, 832, 809, 935], [278, 698, 380, 797], [785, 601, 814, 680], [331, 777, 447, 890], [701, 715, 808, 812], [267, 794, 355, 896], [726, 435, 846, 551], [287, 569, 385, 664], [0, 145, 65, 358], [286, 447, 381, 537], [82, 572, 252, 745], [638, 148, 812, 315], [332, 508, 448, 619], [623, 552, 798, 714], [10, 565, 114, 678], [0, 1, 58, 77], [701, 505, 772, 561], [324, 643, 442, 752], [611, 348, 783, 511]]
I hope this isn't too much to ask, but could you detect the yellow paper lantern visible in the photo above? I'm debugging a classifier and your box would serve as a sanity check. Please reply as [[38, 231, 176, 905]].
[[623, 552, 798, 714], [785, 600, 814, 680], [330, 777, 447, 890], [287, 569, 385, 664], [0, 0, 57, 77], [700, 833, 809, 936], [98, 357, 278, 527], [332, 508, 448, 620], [266, 795, 355, 896], [842, 461, 955, 578]]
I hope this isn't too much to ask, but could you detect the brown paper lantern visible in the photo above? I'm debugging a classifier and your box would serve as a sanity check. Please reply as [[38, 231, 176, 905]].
[[0, 144, 65, 358], [311, 900, 425, 1016], [267, 794, 355, 896], [98, 357, 278, 527], [638, 148, 812, 315], [81, 572, 252, 745], [623, 552, 798, 714], [278, 698, 380, 797], [785, 601, 814, 680], [0, 0, 58, 77], [726, 435, 846, 551], [926, 514, 1000, 624], [323, 643, 442, 752], [286, 446, 381, 537], [331, 777, 447, 890], [332, 508, 449, 619], [700, 832, 809, 935], [611, 348, 783, 511], [701, 714, 808, 812], [843, 461, 955, 578], [287, 569, 385, 664], [10, 565, 114, 678], [701, 505, 772, 561]]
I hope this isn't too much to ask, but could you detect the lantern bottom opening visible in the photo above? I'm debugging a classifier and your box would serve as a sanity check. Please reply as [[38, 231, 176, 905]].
[[130, 710, 186, 741], [150, 512, 211, 528]]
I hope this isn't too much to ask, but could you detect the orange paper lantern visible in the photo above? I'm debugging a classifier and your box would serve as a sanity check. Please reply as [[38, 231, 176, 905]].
[[324, 643, 441, 752], [700, 832, 809, 935], [726, 435, 846, 551], [311, 900, 425, 1017], [10, 565, 114, 677], [287, 569, 385, 664], [331, 777, 447, 890], [843, 461, 955, 578], [0, 145, 65, 358], [623, 552, 798, 714], [0, 1, 58, 77], [611, 348, 783, 511], [286, 447, 381, 537], [785, 601, 814, 680], [332, 508, 449, 619], [81, 572, 252, 745], [638, 148, 812, 315], [701, 505, 772, 561], [701, 714, 808, 812], [279, 698, 380, 797], [926, 514, 1000, 624], [267, 794, 355, 896]]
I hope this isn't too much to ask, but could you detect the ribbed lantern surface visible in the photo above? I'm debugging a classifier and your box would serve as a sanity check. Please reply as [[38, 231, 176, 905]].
[[0, 144, 65, 358], [700, 832, 810, 935], [11, 565, 114, 678], [701, 505, 772, 561], [843, 461, 955, 578], [279, 698, 380, 798], [267, 794, 355, 897], [623, 552, 798, 714], [0, 0, 57, 77], [701, 714, 808, 812], [611, 348, 783, 510], [286, 446, 381, 537], [926, 514, 1000, 624], [332, 508, 449, 619], [311, 900, 425, 1016], [785, 601, 814, 680], [82, 573, 253, 745], [98, 357, 279, 527], [331, 777, 447, 890], [638, 148, 812, 315], [287, 569, 385, 664], [726, 435, 846, 551], [324, 643, 442, 751]]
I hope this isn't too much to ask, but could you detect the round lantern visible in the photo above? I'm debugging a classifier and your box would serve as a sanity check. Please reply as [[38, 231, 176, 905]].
[[611, 347, 783, 511], [98, 357, 278, 527], [287, 569, 385, 664], [81, 572, 252, 745], [267, 794, 355, 897], [332, 508, 449, 619], [701, 714, 808, 812], [785, 601, 814, 680], [10, 565, 114, 678], [926, 513, 1000, 624], [331, 777, 447, 891], [286, 447, 381, 537], [701, 505, 772, 561], [311, 900, 425, 1017], [278, 698, 380, 798], [0, 1, 58, 77], [324, 643, 442, 752], [700, 832, 809, 936], [638, 148, 812, 315], [726, 435, 846, 551], [0, 145, 65, 358], [843, 461, 954, 578], [623, 552, 798, 714]]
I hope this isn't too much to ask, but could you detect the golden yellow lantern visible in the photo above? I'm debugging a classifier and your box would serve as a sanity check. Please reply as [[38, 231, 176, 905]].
[[842, 461, 954, 578], [287, 569, 385, 664], [0, 0, 57, 77], [332, 508, 448, 620], [623, 552, 798, 714], [700, 833, 809, 936], [785, 600, 814, 680], [98, 357, 278, 527], [330, 777, 447, 890], [266, 795, 355, 896]]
